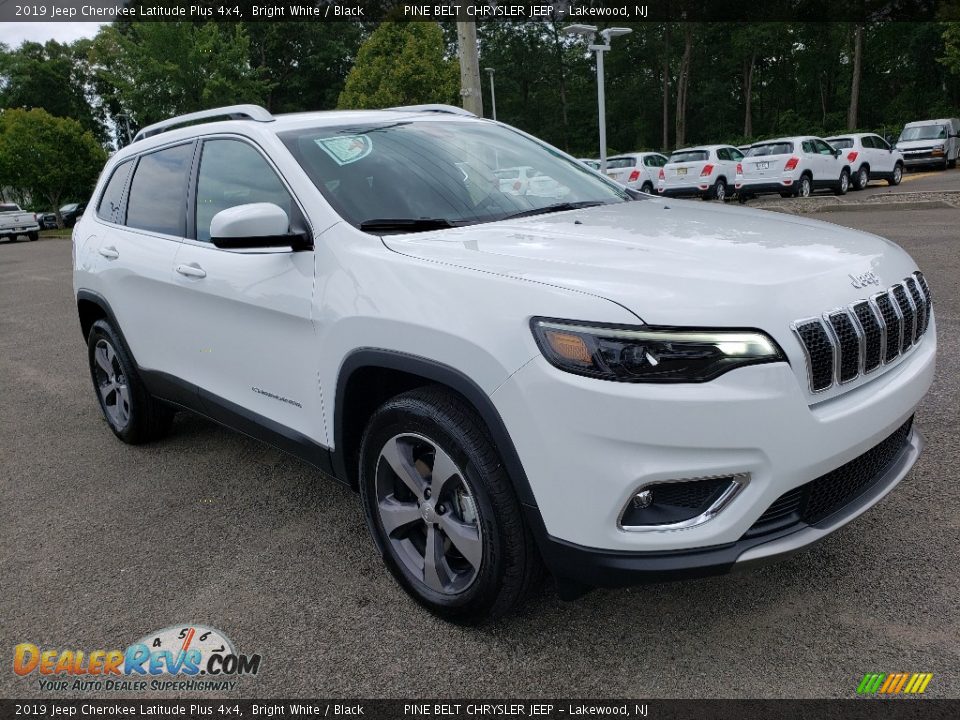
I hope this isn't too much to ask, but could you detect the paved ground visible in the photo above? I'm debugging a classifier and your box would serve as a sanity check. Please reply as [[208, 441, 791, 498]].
[[1, 208, 958, 699]]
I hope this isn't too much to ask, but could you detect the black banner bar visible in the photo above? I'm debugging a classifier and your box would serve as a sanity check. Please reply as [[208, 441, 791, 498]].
[[1, 700, 959, 720], [1, 0, 958, 23]]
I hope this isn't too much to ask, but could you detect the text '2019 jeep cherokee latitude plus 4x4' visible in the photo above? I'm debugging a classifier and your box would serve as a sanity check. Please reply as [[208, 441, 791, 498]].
[[73, 104, 935, 623]]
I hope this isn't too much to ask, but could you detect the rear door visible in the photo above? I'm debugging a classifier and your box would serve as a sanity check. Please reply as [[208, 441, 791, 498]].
[[93, 142, 194, 373], [166, 136, 319, 439]]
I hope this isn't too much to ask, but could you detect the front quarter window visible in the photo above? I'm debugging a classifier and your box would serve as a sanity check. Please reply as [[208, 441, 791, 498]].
[[280, 119, 629, 232]]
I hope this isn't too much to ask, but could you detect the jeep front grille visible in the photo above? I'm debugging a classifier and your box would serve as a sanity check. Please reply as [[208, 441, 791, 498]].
[[792, 272, 932, 393]]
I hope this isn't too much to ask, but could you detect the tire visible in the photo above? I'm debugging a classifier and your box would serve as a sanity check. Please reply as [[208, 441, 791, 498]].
[[710, 179, 728, 202], [28, 231, 39, 241], [640, 182, 654, 195], [853, 165, 869, 190], [834, 169, 850, 196], [798, 174, 813, 198], [949, 157, 957, 170], [87, 319, 174, 444], [359, 386, 543, 624], [887, 163, 903, 186]]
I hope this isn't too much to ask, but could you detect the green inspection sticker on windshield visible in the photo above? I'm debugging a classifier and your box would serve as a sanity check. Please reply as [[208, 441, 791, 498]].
[[315, 135, 373, 165]]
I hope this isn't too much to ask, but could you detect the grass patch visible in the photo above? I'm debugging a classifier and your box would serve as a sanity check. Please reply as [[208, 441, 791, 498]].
[[40, 228, 72, 239]]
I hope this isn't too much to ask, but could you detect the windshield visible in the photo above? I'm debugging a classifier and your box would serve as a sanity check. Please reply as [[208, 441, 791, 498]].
[[669, 150, 709, 163], [827, 138, 853, 149], [0, 204, 21, 212], [899, 125, 947, 141], [60, 203, 78, 213], [747, 142, 794, 156], [280, 120, 629, 231]]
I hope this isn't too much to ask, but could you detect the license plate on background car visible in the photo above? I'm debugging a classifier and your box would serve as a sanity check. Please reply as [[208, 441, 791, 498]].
[[757, 162, 769, 170], [677, 168, 687, 176]]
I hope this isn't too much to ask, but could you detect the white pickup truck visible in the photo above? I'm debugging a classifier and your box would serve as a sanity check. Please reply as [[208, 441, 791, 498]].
[[0, 203, 40, 242]]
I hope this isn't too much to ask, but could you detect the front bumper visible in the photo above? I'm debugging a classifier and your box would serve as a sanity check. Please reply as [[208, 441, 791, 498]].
[[492, 329, 934, 580], [901, 153, 946, 168], [528, 428, 922, 588]]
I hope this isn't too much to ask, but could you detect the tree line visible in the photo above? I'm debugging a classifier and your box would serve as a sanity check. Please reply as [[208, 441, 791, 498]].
[[3, 20, 960, 212]]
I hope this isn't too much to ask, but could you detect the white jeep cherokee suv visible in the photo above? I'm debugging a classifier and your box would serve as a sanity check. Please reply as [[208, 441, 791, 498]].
[[73, 105, 935, 622]]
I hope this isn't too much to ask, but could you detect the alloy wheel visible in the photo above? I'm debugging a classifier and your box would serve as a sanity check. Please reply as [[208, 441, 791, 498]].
[[800, 177, 811, 197], [375, 433, 483, 595], [93, 339, 131, 429]]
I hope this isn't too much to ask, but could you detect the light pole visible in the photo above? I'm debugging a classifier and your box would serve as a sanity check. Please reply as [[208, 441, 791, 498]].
[[484, 67, 497, 121], [564, 25, 632, 172]]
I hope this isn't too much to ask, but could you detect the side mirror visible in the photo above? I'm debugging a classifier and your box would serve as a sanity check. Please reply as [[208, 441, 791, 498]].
[[210, 203, 312, 251], [833, 149, 841, 157]]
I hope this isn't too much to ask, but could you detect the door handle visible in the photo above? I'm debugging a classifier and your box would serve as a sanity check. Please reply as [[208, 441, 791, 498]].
[[176, 263, 207, 279], [98, 246, 119, 260]]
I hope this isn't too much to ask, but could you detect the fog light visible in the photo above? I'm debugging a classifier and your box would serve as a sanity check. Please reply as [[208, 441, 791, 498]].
[[632, 490, 653, 509]]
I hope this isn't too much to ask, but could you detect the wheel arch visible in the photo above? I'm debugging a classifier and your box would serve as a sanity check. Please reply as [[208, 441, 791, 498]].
[[77, 289, 116, 343], [333, 349, 537, 507]]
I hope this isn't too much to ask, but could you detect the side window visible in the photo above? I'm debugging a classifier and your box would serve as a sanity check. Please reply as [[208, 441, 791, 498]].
[[126, 143, 194, 236], [814, 140, 834, 155], [801, 141, 815, 154], [860, 136, 874, 149], [730, 148, 744, 161], [716, 148, 729, 162], [643, 155, 658, 167], [96, 160, 133, 223], [195, 139, 294, 243], [873, 135, 889, 150]]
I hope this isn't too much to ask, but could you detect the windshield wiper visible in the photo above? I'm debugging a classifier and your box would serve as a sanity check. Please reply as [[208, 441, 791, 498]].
[[501, 200, 610, 221], [359, 218, 456, 233]]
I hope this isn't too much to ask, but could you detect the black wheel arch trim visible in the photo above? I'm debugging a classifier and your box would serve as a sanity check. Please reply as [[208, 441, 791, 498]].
[[333, 348, 538, 507]]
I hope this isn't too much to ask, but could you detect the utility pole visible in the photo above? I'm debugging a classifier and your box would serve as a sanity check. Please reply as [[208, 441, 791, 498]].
[[485, 67, 497, 120], [457, 21, 484, 117]]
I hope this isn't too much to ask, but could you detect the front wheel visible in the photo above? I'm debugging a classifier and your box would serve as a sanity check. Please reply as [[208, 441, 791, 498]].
[[887, 164, 903, 186], [359, 387, 542, 624], [834, 169, 850, 196], [28, 231, 39, 241], [87, 319, 174, 444]]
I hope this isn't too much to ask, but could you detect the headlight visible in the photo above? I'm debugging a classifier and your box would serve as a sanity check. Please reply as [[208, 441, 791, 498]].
[[531, 318, 785, 383], [932, 144, 945, 154]]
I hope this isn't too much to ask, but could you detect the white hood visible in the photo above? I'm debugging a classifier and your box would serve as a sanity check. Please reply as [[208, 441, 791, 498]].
[[382, 198, 918, 328]]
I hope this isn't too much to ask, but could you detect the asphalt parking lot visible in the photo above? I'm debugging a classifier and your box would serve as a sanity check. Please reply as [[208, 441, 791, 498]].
[[1, 203, 958, 700]]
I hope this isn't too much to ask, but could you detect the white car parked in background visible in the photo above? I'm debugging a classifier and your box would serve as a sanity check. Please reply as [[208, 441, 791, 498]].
[[605, 152, 668, 194], [736, 136, 852, 199], [495, 166, 567, 198], [824, 133, 904, 189], [658, 145, 743, 200]]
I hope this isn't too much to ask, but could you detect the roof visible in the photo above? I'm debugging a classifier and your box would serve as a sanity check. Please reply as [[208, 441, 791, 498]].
[[117, 104, 485, 162]]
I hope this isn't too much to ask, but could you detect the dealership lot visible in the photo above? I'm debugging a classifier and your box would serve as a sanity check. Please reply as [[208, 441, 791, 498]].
[[1, 204, 958, 699]]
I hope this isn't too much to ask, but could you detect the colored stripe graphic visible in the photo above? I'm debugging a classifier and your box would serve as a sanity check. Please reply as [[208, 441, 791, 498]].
[[858, 672, 933, 694]]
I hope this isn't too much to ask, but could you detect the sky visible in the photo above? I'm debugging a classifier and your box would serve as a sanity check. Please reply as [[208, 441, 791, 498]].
[[0, 22, 106, 49]]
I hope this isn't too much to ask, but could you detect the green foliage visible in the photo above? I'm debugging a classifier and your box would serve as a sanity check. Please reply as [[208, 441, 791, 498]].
[[0, 40, 106, 141], [90, 22, 268, 134], [0, 108, 107, 218], [337, 22, 458, 109]]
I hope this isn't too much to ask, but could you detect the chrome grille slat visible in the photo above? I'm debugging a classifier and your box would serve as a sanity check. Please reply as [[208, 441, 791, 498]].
[[891, 284, 915, 352], [904, 276, 926, 340], [793, 276, 933, 393]]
